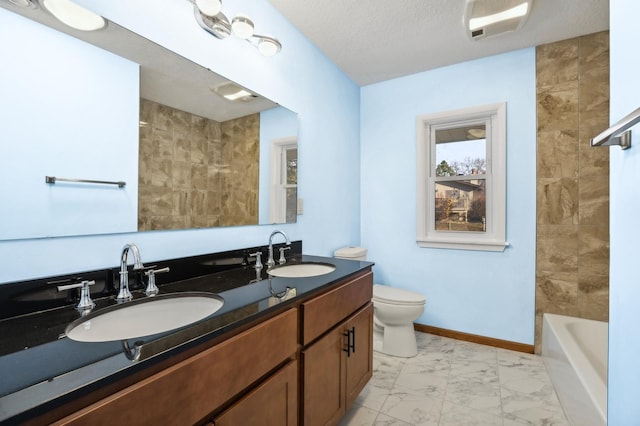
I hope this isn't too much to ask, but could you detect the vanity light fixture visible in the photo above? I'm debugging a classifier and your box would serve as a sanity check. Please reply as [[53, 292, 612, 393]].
[[256, 35, 282, 57], [41, 0, 106, 31], [464, 0, 532, 40], [231, 14, 254, 39], [192, 0, 282, 56], [195, 0, 221, 17]]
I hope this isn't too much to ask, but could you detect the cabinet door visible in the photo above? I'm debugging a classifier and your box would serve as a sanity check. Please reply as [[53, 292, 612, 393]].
[[302, 327, 347, 426], [345, 302, 373, 408], [214, 360, 298, 426]]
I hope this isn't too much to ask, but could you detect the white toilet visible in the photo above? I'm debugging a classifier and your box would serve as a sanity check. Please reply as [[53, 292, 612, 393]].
[[334, 247, 426, 358]]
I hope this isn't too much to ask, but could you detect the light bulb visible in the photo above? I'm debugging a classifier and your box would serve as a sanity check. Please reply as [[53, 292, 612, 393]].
[[195, 0, 222, 17], [257, 36, 281, 57], [231, 15, 254, 39], [42, 0, 105, 31]]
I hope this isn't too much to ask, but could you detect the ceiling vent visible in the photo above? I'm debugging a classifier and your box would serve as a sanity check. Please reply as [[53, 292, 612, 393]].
[[464, 0, 533, 41], [212, 82, 258, 102]]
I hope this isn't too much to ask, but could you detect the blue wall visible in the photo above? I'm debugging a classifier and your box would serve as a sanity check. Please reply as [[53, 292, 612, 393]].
[[360, 49, 537, 344], [0, 0, 361, 283], [608, 0, 640, 422]]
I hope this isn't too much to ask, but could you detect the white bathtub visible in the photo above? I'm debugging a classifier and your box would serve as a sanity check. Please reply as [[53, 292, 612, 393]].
[[542, 313, 608, 426]]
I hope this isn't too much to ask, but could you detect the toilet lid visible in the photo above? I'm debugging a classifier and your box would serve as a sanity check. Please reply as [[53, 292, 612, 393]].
[[373, 284, 425, 305]]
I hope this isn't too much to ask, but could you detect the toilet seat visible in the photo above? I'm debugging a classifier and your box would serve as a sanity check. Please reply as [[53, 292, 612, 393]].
[[373, 284, 425, 306]]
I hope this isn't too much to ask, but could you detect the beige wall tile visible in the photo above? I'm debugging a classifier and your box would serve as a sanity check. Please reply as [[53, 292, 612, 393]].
[[535, 31, 609, 350], [579, 125, 610, 177], [579, 175, 609, 225], [577, 272, 609, 321], [536, 38, 578, 87], [536, 178, 578, 225], [171, 160, 191, 190], [172, 191, 190, 217], [535, 271, 579, 316], [579, 72, 610, 127], [537, 130, 579, 178], [579, 31, 609, 72], [173, 135, 191, 163], [578, 225, 610, 276], [536, 83, 579, 132], [536, 225, 578, 272], [150, 159, 173, 187]]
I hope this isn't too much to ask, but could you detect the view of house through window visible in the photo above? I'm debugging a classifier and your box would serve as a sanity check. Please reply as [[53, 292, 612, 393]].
[[434, 125, 487, 232], [416, 103, 506, 251]]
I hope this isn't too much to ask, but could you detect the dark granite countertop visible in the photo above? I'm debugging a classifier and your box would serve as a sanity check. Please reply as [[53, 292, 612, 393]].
[[0, 245, 373, 424]]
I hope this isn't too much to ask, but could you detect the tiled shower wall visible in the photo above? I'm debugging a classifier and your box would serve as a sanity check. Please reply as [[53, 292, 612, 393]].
[[138, 99, 259, 231], [535, 31, 610, 351]]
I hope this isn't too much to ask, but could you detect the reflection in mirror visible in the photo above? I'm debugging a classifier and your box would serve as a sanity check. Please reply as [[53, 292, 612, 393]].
[[268, 138, 298, 224], [0, 2, 298, 240], [433, 125, 487, 232]]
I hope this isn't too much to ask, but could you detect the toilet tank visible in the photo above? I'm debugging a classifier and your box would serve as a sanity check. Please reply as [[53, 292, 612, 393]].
[[334, 246, 367, 261]]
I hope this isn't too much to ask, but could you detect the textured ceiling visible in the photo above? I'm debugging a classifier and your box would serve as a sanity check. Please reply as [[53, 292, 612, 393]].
[[268, 0, 609, 86]]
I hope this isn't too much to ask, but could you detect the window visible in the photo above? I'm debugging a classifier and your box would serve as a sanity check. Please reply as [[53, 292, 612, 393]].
[[416, 103, 506, 251], [269, 138, 298, 224]]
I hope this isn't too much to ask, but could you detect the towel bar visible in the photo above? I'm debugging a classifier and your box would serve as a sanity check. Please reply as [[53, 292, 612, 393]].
[[45, 176, 126, 188], [590, 107, 640, 150]]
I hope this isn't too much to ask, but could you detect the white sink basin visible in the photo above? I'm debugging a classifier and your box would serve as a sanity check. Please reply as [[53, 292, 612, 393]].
[[65, 292, 224, 343], [268, 262, 336, 278]]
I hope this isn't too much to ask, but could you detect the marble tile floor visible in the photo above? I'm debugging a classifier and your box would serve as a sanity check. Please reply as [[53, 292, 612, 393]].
[[340, 332, 569, 426]]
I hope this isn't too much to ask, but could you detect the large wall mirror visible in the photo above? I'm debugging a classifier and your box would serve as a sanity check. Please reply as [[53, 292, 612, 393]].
[[0, 2, 298, 241]]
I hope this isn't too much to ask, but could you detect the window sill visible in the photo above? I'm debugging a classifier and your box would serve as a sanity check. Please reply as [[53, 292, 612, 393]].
[[417, 238, 508, 252]]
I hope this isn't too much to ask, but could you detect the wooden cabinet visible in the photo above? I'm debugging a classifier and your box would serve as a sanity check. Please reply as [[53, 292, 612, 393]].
[[302, 303, 373, 426], [214, 360, 298, 426], [345, 303, 374, 408], [301, 271, 374, 426], [53, 309, 298, 426], [301, 321, 346, 425]]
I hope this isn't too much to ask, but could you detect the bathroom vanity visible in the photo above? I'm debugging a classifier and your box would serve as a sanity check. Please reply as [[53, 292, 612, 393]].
[[0, 243, 373, 425]]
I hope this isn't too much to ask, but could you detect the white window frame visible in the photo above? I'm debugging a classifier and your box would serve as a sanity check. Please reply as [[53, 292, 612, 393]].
[[416, 103, 507, 252], [269, 137, 297, 224]]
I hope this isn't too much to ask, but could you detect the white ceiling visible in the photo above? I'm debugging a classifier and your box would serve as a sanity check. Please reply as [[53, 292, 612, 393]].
[[268, 0, 610, 86]]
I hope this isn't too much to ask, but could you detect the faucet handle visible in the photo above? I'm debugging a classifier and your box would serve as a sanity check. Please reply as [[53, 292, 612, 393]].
[[57, 280, 96, 312], [278, 246, 291, 265], [144, 267, 169, 297], [249, 251, 263, 270]]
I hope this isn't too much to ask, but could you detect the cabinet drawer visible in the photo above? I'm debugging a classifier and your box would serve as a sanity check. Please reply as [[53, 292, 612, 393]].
[[301, 271, 372, 346], [54, 308, 298, 426]]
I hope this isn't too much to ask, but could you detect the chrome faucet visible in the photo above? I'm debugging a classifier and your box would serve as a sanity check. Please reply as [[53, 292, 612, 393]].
[[57, 280, 95, 313], [117, 243, 144, 302], [266, 230, 290, 269]]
